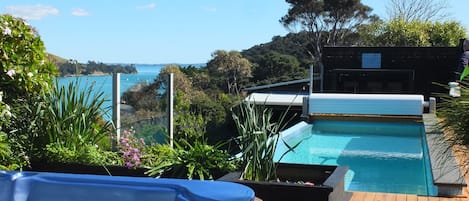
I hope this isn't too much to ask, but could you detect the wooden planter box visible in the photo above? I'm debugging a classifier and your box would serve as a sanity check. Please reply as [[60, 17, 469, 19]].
[[27, 161, 228, 180], [218, 163, 350, 201], [27, 161, 149, 177]]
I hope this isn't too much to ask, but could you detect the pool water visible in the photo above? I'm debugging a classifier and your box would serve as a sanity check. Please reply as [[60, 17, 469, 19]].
[[274, 120, 435, 196]]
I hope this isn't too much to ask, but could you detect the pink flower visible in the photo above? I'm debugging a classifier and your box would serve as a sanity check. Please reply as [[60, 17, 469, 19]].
[[125, 162, 133, 168], [132, 154, 140, 161]]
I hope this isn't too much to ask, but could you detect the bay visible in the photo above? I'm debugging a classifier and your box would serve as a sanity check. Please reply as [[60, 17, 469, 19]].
[[56, 64, 201, 120]]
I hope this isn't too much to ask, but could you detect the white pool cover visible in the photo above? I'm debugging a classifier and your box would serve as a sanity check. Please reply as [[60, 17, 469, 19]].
[[308, 93, 424, 116]]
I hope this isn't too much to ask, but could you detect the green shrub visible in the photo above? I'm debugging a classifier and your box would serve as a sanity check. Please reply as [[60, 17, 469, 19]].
[[1, 14, 57, 169], [45, 142, 119, 165], [145, 141, 236, 180], [0, 132, 16, 170], [174, 110, 206, 144]]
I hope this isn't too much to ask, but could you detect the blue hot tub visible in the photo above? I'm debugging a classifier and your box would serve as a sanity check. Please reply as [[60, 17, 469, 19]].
[[0, 171, 254, 201]]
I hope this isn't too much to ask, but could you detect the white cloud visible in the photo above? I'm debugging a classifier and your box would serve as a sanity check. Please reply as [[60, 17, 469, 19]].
[[72, 8, 90, 16], [137, 3, 156, 10], [5, 4, 59, 20]]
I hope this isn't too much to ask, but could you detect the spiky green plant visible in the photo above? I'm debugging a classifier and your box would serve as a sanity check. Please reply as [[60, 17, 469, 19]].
[[438, 80, 469, 146], [437, 80, 469, 174], [231, 101, 299, 181], [37, 79, 113, 163]]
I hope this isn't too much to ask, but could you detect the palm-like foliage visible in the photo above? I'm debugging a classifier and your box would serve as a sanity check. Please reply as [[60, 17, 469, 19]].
[[437, 80, 469, 174], [438, 80, 469, 146], [37, 79, 113, 159], [232, 101, 299, 181]]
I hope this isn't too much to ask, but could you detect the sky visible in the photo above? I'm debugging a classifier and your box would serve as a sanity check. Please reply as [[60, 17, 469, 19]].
[[1, 0, 468, 64]]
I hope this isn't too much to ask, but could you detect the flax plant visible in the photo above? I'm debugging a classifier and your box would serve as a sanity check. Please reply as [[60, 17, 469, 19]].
[[232, 101, 298, 181], [437, 80, 469, 173], [38, 79, 113, 162]]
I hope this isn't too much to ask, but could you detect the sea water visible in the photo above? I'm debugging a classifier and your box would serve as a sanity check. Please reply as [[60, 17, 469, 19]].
[[56, 64, 202, 120]]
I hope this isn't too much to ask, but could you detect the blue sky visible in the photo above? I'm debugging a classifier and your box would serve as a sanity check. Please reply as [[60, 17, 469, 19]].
[[1, 0, 468, 64]]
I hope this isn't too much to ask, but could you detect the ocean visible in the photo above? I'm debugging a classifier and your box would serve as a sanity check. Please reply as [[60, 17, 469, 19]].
[[57, 64, 203, 120]]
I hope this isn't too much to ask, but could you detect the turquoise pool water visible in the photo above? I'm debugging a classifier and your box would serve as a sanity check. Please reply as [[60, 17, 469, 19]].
[[274, 120, 435, 196]]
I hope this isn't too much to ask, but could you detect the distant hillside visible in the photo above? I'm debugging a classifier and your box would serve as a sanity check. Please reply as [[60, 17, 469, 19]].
[[46, 53, 68, 66], [46, 53, 137, 77]]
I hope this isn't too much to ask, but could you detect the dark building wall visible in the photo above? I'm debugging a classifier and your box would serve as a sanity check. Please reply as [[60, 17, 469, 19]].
[[322, 47, 460, 98]]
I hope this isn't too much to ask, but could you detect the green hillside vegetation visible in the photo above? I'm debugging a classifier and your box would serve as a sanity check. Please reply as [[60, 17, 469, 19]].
[[46, 53, 68, 65], [47, 53, 137, 77]]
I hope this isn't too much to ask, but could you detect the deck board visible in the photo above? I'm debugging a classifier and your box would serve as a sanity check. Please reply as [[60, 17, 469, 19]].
[[406, 194, 418, 201], [350, 191, 367, 201], [417, 196, 429, 201], [374, 193, 386, 201], [383, 193, 397, 201]]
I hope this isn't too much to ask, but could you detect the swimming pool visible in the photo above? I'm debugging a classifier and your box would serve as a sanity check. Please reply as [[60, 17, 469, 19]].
[[274, 120, 436, 196]]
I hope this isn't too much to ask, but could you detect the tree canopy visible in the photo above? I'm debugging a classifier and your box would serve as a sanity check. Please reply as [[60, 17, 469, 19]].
[[280, 0, 377, 62], [386, 0, 449, 22], [252, 51, 303, 84], [207, 50, 252, 94], [357, 19, 467, 47]]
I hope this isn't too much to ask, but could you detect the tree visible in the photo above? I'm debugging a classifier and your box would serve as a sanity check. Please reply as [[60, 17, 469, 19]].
[[386, 0, 449, 22], [242, 32, 313, 69], [207, 50, 252, 94], [429, 21, 468, 47], [122, 64, 193, 116], [280, 0, 376, 62], [253, 51, 302, 83], [357, 19, 466, 47]]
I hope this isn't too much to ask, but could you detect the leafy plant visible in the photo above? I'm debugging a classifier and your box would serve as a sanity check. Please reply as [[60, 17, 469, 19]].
[[45, 143, 115, 165], [36, 79, 113, 164], [0, 132, 14, 170], [435, 80, 469, 178], [145, 140, 236, 180], [231, 101, 299, 181], [438, 80, 469, 147], [174, 110, 206, 144]]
